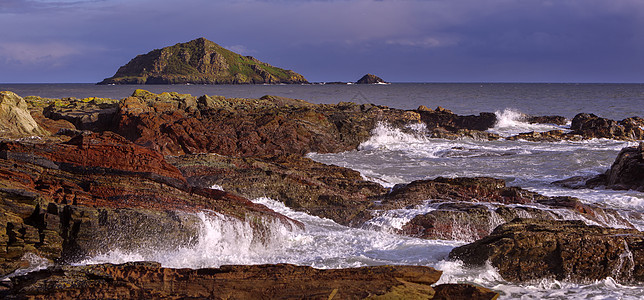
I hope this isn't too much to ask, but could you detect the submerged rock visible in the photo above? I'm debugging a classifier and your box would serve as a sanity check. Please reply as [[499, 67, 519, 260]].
[[3, 262, 500, 299], [449, 218, 644, 283]]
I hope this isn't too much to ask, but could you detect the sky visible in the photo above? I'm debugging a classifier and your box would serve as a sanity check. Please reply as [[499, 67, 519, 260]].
[[0, 0, 643, 83]]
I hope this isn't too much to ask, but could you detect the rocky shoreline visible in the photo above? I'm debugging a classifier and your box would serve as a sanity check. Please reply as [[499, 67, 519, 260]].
[[1, 89, 643, 298]]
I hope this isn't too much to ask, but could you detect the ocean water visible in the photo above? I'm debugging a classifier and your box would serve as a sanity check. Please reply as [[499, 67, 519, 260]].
[[2, 82, 644, 119], [5, 83, 644, 298]]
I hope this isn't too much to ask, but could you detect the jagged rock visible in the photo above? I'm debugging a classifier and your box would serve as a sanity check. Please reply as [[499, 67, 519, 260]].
[[375, 177, 636, 241], [507, 114, 643, 142], [1, 262, 496, 300], [526, 115, 568, 125], [0, 132, 299, 277], [0, 91, 47, 138], [449, 218, 644, 283], [169, 153, 387, 226], [585, 144, 644, 191], [112, 90, 421, 156], [356, 73, 387, 84], [416, 107, 497, 132], [43, 102, 118, 132], [29, 110, 76, 135], [99, 37, 308, 85], [571, 113, 644, 140]]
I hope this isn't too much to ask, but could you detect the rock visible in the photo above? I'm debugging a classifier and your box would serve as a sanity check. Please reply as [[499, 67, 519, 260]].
[[0, 132, 300, 277], [570, 113, 644, 140], [169, 153, 387, 226], [586, 144, 644, 191], [3, 262, 454, 299], [380, 177, 537, 208], [507, 114, 643, 141], [374, 177, 636, 241], [525, 115, 568, 125], [506, 130, 579, 142], [29, 110, 76, 135], [449, 219, 644, 283], [433, 284, 499, 300], [113, 90, 421, 156], [0, 91, 47, 138], [99, 37, 308, 85], [416, 107, 497, 132], [43, 102, 118, 132], [356, 73, 387, 84]]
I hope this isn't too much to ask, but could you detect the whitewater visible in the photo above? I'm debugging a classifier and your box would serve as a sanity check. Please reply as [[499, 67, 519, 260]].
[[59, 109, 643, 299]]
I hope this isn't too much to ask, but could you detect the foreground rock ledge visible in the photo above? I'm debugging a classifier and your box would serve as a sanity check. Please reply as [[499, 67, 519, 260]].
[[2, 262, 498, 300], [449, 218, 644, 283]]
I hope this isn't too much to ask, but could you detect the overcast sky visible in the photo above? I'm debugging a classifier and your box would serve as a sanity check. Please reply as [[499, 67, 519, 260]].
[[1, 0, 643, 83]]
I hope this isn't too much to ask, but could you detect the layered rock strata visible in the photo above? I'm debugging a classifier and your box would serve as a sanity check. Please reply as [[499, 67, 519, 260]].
[[0, 132, 298, 277], [2, 262, 499, 300]]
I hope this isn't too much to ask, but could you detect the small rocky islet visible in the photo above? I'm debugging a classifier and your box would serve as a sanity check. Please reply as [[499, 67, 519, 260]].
[[1, 88, 644, 298]]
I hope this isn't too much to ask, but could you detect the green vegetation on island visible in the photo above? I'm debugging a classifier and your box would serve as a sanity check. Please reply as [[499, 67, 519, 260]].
[[98, 38, 308, 85]]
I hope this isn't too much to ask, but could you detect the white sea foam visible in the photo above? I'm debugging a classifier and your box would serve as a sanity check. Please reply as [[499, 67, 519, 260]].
[[80, 211, 296, 269], [487, 108, 569, 137], [209, 184, 224, 190], [363, 201, 438, 231]]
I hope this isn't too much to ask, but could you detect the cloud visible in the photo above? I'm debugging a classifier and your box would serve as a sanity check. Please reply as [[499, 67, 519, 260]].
[[223, 45, 256, 56], [0, 42, 103, 66], [386, 36, 459, 48]]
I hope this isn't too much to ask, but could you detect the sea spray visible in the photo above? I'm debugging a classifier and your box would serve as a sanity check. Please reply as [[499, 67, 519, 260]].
[[488, 108, 567, 137], [80, 210, 297, 269]]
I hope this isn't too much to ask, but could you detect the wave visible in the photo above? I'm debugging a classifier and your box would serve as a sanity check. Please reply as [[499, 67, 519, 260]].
[[488, 108, 569, 137]]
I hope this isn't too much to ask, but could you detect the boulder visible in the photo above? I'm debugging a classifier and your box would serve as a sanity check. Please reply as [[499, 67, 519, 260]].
[[525, 115, 568, 125], [0, 91, 47, 138], [586, 143, 644, 191], [416, 107, 497, 132], [449, 219, 644, 283]]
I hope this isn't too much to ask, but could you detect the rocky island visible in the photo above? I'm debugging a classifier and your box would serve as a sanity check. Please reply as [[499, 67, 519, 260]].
[[1, 88, 643, 298], [98, 38, 308, 85]]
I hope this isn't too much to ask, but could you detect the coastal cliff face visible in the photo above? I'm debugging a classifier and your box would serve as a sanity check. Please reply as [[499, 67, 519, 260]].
[[99, 38, 308, 85]]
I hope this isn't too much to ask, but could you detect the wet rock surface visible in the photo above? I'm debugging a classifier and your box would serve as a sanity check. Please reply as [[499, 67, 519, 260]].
[[169, 153, 387, 226], [1, 262, 501, 300], [0, 131, 298, 277], [585, 143, 644, 192], [449, 218, 644, 283], [508, 113, 644, 142]]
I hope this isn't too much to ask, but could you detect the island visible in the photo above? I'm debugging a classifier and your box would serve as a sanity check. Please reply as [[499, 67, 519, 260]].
[[98, 38, 308, 85]]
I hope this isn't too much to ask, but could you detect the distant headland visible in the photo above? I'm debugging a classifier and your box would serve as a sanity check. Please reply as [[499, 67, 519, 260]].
[[98, 38, 309, 85]]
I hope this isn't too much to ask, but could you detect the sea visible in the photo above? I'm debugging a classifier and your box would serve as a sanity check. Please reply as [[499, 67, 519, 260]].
[[3, 83, 644, 299]]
